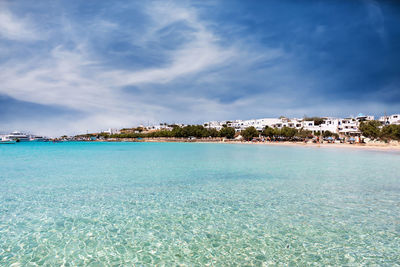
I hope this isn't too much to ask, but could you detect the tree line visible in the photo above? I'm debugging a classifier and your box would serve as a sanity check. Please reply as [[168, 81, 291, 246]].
[[80, 121, 400, 141], [359, 121, 400, 141], [110, 125, 236, 139], [107, 125, 320, 141], [241, 126, 336, 141]]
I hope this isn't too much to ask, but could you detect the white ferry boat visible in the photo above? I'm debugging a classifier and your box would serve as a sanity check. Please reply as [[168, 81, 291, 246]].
[[6, 131, 30, 142]]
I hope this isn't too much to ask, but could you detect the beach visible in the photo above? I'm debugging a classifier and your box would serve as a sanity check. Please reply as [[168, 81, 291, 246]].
[[101, 137, 400, 151], [234, 141, 400, 151]]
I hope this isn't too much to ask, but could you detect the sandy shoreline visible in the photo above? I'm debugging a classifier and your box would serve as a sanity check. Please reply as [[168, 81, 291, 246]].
[[99, 138, 400, 152], [226, 141, 400, 151]]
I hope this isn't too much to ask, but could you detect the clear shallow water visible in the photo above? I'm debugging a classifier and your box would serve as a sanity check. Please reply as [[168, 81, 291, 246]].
[[0, 142, 399, 266]]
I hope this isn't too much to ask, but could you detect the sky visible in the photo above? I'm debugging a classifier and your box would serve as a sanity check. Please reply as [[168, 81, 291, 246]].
[[0, 0, 399, 136]]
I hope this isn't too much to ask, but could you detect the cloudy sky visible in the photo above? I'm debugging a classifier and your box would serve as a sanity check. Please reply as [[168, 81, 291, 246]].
[[0, 0, 399, 135]]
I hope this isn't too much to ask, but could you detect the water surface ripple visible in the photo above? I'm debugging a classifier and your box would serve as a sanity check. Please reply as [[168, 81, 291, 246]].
[[0, 142, 399, 265]]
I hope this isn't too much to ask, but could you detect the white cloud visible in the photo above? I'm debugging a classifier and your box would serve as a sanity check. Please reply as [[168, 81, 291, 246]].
[[0, 2, 242, 135], [0, 6, 40, 41], [0, 1, 334, 136], [105, 2, 235, 86]]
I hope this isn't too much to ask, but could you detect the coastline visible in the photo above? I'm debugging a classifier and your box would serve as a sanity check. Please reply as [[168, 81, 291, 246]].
[[232, 141, 400, 151], [96, 138, 400, 151]]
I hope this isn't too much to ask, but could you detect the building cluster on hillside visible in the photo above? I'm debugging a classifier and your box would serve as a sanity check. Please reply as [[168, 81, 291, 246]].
[[4, 114, 398, 142], [203, 113, 400, 136], [85, 113, 399, 140]]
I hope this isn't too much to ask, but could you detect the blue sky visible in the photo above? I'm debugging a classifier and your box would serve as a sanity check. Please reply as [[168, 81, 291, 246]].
[[0, 0, 399, 135]]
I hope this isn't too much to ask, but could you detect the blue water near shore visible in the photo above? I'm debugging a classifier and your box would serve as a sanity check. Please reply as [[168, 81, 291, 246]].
[[0, 142, 399, 265]]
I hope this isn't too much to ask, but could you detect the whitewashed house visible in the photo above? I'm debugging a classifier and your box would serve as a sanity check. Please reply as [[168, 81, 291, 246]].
[[103, 128, 120, 135], [226, 120, 244, 132], [338, 118, 360, 135], [268, 118, 302, 129], [301, 118, 340, 134], [379, 114, 400, 125], [251, 118, 282, 130], [204, 121, 225, 131]]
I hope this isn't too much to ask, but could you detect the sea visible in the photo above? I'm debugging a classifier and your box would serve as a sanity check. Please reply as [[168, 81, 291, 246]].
[[0, 142, 399, 265]]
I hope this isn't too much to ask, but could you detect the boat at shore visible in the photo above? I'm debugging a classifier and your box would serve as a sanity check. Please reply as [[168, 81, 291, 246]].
[[1, 132, 49, 142], [0, 136, 16, 144], [29, 135, 49, 142]]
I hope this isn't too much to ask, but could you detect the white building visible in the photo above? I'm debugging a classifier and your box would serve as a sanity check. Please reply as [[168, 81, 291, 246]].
[[204, 121, 225, 131], [271, 118, 303, 129], [199, 113, 394, 136], [227, 120, 245, 132], [338, 118, 359, 135], [301, 118, 340, 134], [379, 114, 400, 125], [336, 114, 374, 136], [147, 124, 173, 131], [301, 120, 315, 129], [103, 128, 120, 135], [224, 118, 283, 131]]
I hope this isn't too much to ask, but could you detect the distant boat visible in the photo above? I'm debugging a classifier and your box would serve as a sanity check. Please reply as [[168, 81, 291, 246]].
[[6, 131, 30, 142], [0, 136, 16, 144], [29, 136, 49, 142]]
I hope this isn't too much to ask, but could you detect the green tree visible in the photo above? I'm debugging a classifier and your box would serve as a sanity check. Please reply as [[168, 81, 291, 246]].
[[241, 127, 259, 141], [280, 127, 297, 139], [98, 132, 110, 138], [207, 128, 219, 138], [322, 130, 333, 138], [262, 127, 276, 137], [295, 128, 312, 139], [219, 127, 236, 139], [359, 120, 381, 139], [171, 125, 183, 137], [380, 125, 400, 141], [178, 125, 209, 138]]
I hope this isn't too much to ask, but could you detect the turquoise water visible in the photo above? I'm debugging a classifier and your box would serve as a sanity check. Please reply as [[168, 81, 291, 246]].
[[0, 142, 399, 266]]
